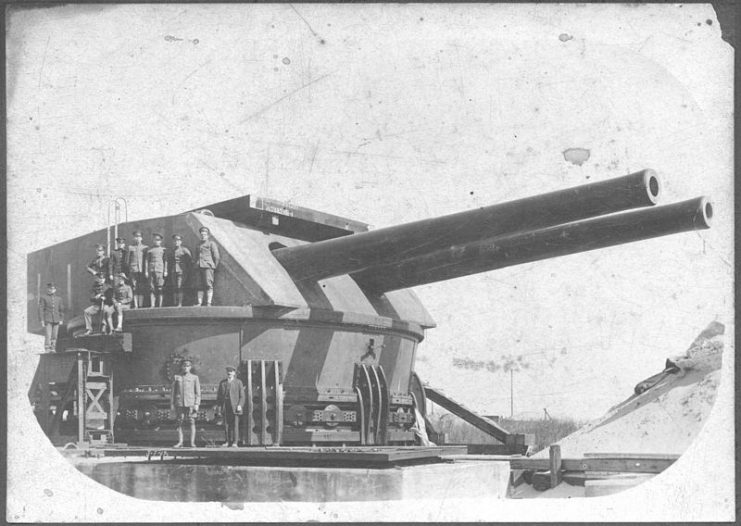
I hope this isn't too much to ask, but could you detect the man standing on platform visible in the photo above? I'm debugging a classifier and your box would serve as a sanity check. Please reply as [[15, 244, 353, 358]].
[[170, 359, 201, 448], [169, 234, 192, 307], [216, 366, 245, 447], [145, 233, 168, 308], [127, 230, 148, 308], [109, 237, 129, 282], [195, 226, 220, 306], [38, 282, 64, 352]]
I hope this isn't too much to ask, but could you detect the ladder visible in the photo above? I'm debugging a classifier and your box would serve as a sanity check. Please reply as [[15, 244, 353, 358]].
[[41, 350, 115, 447]]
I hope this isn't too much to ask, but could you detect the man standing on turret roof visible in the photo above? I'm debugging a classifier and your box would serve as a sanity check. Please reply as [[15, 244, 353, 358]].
[[127, 230, 148, 308], [169, 234, 192, 307], [109, 237, 129, 282], [145, 233, 167, 308], [195, 226, 220, 306]]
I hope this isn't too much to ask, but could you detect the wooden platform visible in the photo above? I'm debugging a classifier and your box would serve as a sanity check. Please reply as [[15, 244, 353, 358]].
[[510, 447, 680, 491], [62, 445, 468, 466], [510, 451, 679, 473]]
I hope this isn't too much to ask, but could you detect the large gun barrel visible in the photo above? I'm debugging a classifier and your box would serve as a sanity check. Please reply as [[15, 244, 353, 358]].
[[273, 170, 660, 281], [352, 196, 713, 292]]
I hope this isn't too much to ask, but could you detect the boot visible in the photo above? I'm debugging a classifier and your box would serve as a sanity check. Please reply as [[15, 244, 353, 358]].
[[206, 289, 213, 306], [197, 291, 204, 306], [157, 293, 164, 308], [176, 291, 183, 307], [150, 293, 156, 308], [173, 426, 184, 448]]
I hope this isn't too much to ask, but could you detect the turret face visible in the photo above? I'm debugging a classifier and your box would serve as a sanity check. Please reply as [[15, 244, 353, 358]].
[[26, 174, 712, 446]]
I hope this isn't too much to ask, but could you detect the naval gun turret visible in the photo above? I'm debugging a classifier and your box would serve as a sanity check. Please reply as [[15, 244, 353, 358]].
[[26, 170, 712, 448]]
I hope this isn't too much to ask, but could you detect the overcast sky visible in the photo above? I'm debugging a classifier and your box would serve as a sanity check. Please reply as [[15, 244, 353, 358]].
[[6, 4, 734, 521]]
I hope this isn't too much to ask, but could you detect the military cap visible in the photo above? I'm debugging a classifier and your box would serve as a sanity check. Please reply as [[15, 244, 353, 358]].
[[94, 244, 105, 250], [152, 233, 163, 240], [198, 226, 210, 234], [115, 236, 126, 242], [46, 282, 56, 288], [172, 234, 182, 240], [225, 366, 236, 372], [94, 274, 106, 281], [132, 230, 143, 237]]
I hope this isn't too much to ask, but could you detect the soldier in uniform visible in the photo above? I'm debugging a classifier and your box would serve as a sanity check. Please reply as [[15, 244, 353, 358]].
[[145, 233, 168, 308], [86, 244, 110, 281], [109, 237, 129, 282], [195, 226, 220, 306], [105, 273, 133, 332], [83, 275, 110, 335], [216, 366, 245, 447], [38, 282, 64, 352], [170, 359, 201, 448], [100, 281, 117, 334], [127, 231, 148, 308], [169, 234, 192, 307]]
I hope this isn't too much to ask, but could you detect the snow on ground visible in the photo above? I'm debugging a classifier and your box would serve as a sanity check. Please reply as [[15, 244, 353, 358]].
[[533, 322, 724, 459], [512, 322, 726, 498]]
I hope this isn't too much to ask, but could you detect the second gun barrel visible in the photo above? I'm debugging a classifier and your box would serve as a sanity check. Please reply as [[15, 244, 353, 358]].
[[352, 196, 712, 292]]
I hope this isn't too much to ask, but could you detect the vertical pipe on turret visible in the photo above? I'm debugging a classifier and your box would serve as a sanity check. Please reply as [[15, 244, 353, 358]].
[[114, 202, 119, 246], [510, 370, 514, 418], [66, 264, 72, 319]]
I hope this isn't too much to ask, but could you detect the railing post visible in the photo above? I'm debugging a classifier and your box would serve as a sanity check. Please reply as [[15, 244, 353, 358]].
[[549, 444, 562, 488]]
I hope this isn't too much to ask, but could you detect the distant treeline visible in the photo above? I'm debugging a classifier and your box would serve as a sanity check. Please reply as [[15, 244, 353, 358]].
[[429, 412, 584, 453], [452, 356, 530, 373]]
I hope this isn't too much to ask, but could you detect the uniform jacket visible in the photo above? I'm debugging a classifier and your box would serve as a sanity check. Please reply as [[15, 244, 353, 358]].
[[217, 378, 246, 413], [90, 281, 110, 304], [110, 248, 129, 276], [197, 240, 221, 269], [38, 293, 64, 323], [87, 256, 110, 277], [169, 246, 192, 274], [171, 372, 201, 407], [146, 246, 167, 273], [127, 244, 148, 273], [113, 284, 133, 304]]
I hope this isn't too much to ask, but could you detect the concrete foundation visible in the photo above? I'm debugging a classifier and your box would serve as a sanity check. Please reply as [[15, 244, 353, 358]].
[[73, 458, 511, 502]]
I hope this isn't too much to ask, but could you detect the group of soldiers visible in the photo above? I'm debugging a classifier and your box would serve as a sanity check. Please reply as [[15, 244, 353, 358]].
[[38, 226, 222, 349], [170, 360, 244, 448], [82, 226, 221, 335]]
